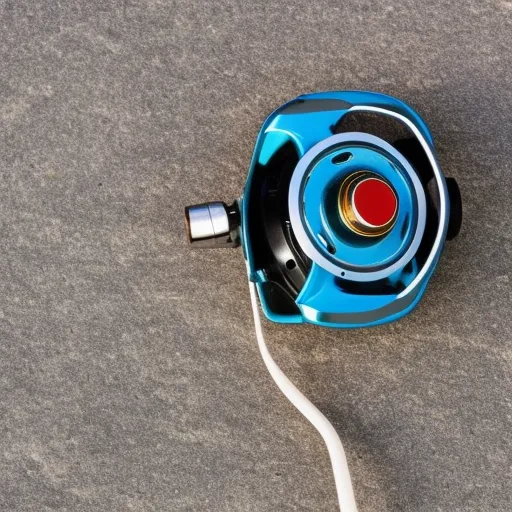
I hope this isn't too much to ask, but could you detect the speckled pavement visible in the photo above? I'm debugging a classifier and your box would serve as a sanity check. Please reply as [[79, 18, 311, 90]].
[[0, 1, 511, 511]]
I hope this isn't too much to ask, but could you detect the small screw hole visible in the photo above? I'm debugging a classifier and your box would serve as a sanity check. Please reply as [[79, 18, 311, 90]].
[[332, 152, 353, 164], [340, 271, 346, 277], [286, 259, 297, 270], [327, 244, 336, 255]]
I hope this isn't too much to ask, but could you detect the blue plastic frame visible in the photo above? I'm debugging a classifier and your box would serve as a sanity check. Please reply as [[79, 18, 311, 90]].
[[241, 91, 447, 328]]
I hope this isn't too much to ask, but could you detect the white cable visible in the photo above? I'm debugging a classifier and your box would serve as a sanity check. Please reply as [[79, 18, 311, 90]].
[[248, 279, 358, 512]]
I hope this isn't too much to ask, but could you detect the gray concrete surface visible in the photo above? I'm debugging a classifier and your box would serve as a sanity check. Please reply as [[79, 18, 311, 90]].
[[0, 1, 511, 511]]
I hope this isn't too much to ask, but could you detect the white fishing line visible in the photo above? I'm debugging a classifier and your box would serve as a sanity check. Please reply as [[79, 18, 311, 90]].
[[248, 279, 359, 512]]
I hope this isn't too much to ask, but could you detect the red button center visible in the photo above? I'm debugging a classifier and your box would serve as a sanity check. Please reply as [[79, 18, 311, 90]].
[[351, 178, 397, 228]]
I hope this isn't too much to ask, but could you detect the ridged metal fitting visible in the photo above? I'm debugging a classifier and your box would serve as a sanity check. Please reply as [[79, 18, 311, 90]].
[[184, 201, 240, 248]]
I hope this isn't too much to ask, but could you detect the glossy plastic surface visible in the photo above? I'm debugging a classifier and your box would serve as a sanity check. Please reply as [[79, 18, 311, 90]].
[[241, 91, 449, 327]]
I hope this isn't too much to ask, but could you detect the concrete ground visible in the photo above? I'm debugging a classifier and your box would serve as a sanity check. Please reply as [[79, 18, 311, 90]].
[[0, 1, 511, 511]]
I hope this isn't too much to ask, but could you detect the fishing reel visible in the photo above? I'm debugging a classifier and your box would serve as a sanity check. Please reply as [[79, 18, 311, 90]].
[[185, 92, 463, 509], [185, 91, 462, 327]]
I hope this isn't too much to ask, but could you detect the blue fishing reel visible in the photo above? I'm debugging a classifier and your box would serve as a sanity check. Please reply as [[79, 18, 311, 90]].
[[185, 91, 462, 328]]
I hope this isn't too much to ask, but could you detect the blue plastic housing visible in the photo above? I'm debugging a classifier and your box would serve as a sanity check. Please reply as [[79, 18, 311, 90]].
[[241, 91, 449, 328]]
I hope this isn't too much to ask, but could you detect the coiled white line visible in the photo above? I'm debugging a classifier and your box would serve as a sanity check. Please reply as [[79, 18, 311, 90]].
[[248, 279, 358, 512]]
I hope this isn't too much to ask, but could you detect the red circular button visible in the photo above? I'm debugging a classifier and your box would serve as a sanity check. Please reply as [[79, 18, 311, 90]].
[[351, 178, 397, 228]]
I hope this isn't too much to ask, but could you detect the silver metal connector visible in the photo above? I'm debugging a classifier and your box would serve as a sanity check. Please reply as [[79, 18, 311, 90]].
[[184, 201, 240, 248]]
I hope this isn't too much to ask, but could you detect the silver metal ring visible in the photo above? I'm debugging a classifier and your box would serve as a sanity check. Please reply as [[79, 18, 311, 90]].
[[345, 106, 448, 297], [288, 132, 427, 282]]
